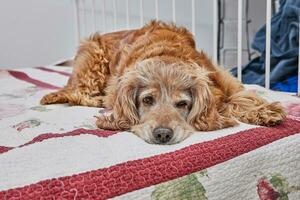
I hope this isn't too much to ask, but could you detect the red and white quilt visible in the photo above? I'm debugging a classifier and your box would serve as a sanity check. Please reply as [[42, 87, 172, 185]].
[[0, 66, 300, 199]]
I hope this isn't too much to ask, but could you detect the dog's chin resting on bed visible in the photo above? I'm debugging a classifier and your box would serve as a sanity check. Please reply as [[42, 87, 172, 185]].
[[40, 21, 286, 145]]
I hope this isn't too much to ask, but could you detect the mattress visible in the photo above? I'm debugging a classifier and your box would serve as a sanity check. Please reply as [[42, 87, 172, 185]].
[[0, 66, 300, 199]]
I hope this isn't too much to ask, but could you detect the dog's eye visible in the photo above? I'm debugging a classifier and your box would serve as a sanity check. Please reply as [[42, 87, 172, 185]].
[[143, 96, 154, 106], [175, 100, 188, 108]]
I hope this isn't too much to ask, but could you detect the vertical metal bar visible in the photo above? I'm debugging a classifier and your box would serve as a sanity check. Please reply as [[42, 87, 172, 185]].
[[265, 0, 272, 89], [237, 0, 243, 82], [172, 0, 176, 23], [155, 0, 159, 20], [297, 15, 300, 96], [82, 0, 88, 35], [140, 0, 144, 26], [74, 0, 81, 43], [102, 0, 106, 33], [113, 0, 117, 30], [213, 0, 218, 63], [126, 0, 130, 29], [92, 0, 96, 32], [191, 0, 195, 35]]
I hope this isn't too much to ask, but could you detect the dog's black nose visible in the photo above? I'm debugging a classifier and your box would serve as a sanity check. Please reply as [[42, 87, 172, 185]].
[[153, 127, 173, 144]]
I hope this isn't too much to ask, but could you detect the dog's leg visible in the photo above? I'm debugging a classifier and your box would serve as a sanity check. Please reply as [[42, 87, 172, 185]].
[[96, 115, 130, 130], [40, 33, 110, 107], [224, 90, 286, 126], [40, 88, 70, 105], [40, 87, 105, 107], [207, 68, 286, 127]]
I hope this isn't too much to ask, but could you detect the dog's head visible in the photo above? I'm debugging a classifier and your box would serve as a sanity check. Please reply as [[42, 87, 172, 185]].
[[100, 58, 235, 144]]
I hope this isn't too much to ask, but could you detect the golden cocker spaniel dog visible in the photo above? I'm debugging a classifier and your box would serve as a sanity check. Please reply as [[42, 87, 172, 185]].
[[41, 21, 286, 144]]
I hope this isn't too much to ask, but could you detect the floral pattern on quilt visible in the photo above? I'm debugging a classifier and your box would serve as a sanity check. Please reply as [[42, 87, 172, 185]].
[[257, 173, 300, 200], [74, 120, 98, 129], [30, 105, 52, 112], [152, 170, 208, 200], [11, 119, 42, 132]]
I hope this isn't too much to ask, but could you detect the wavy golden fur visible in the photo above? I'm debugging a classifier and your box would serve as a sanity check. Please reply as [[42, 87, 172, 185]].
[[41, 21, 286, 144]]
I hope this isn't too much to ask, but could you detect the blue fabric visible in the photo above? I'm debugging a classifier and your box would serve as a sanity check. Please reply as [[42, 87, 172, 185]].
[[272, 75, 298, 92], [231, 0, 299, 92]]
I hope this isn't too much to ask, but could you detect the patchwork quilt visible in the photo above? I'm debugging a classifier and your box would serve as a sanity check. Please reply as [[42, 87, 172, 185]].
[[0, 66, 300, 199]]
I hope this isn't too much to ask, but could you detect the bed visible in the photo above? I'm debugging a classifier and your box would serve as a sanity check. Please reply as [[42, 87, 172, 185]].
[[0, 66, 300, 199]]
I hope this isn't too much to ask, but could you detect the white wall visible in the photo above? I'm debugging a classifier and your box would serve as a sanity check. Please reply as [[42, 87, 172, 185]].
[[0, 0, 76, 68]]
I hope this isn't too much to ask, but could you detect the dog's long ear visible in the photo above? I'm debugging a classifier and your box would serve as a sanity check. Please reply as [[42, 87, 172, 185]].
[[110, 71, 140, 130], [187, 69, 237, 131]]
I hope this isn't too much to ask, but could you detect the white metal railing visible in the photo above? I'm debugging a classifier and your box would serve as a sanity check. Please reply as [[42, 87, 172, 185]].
[[113, 0, 117, 30], [265, 0, 272, 90], [213, 0, 218, 63], [237, 0, 243, 81], [298, 15, 300, 96], [191, 0, 196, 35], [155, 0, 158, 20], [139, 0, 144, 26], [126, 0, 129, 29], [172, 0, 176, 23], [74, 0, 300, 95]]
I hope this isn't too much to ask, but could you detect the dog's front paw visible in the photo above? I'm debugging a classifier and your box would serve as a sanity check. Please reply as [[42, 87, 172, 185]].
[[95, 115, 130, 130], [257, 102, 286, 126], [40, 92, 66, 105]]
